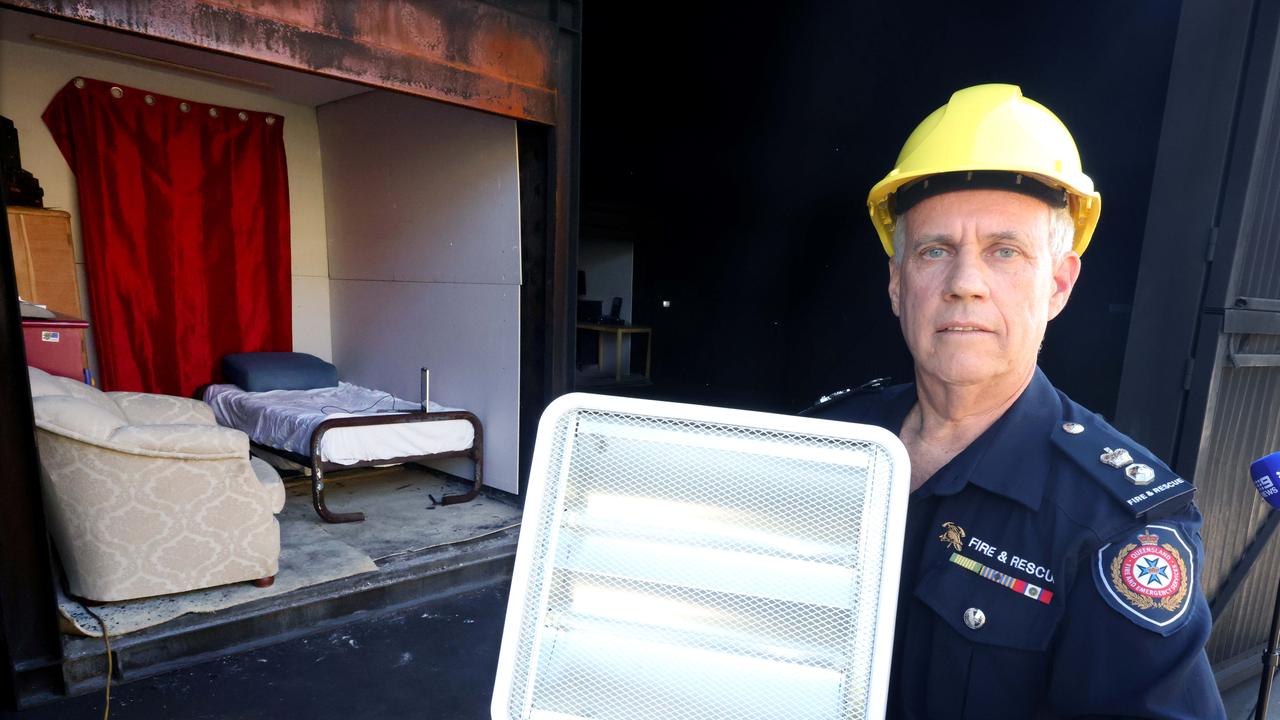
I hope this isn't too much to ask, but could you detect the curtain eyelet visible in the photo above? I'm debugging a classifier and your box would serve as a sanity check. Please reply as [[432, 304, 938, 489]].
[[179, 102, 190, 113], [73, 78, 86, 89], [109, 86, 124, 99]]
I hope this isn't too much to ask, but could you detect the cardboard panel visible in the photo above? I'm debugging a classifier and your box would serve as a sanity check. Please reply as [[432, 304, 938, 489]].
[[318, 92, 521, 286], [329, 279, 520, 493], [321, 90, 522, 493]]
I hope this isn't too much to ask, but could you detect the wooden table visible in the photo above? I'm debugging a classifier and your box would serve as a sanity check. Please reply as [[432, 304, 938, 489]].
[[576, 323, 652, 382]]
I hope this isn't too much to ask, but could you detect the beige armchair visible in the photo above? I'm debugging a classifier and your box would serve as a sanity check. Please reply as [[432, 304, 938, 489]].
[[27, 367, 284, 603]]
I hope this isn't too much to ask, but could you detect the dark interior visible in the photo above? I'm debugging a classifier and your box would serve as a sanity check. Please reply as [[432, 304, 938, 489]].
[[581, 0, 1182, 416]]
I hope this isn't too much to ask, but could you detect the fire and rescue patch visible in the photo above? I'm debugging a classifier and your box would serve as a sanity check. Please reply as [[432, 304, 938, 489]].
[[1093, 524, 1195, 636]]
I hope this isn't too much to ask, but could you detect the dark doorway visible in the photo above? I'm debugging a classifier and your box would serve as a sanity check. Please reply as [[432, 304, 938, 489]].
[[581, 1, 1181, 415]]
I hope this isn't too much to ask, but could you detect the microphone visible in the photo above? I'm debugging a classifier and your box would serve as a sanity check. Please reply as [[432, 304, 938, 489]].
[[1253, 451, 1280, 509], [1250, 450, 1280, 720]]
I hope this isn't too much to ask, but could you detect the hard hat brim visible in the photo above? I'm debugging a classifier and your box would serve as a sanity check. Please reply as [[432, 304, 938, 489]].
[[867, 166, 1101, 257]]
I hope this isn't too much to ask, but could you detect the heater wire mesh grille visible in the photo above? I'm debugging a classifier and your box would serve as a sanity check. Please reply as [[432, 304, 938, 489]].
[[505, 407, 900, 720]]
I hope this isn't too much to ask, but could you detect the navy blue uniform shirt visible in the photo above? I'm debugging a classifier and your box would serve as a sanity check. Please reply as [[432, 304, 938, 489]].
[[810, 368, 1225, 719]]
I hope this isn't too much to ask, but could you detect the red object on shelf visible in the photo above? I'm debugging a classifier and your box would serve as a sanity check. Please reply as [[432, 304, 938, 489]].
[[22, 311, 89, 381]]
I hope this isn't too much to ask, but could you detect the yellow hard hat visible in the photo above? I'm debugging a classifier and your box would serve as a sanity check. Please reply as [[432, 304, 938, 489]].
[[867, 84, 1101, 256]]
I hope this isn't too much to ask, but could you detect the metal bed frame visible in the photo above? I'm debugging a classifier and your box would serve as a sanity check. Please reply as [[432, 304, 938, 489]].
[[255, 410, 484, 524]]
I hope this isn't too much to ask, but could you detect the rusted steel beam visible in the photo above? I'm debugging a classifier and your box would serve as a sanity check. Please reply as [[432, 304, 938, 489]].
[[551, 18, 579, 397], [1, 0, 558, 123]]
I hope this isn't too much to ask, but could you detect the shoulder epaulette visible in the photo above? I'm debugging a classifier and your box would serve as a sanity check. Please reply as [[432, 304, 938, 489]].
[[799, 376, 891, 416], [1050, 415, 1194, 521]]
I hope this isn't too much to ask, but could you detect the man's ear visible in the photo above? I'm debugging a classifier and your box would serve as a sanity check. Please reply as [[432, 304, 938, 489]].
[[888, 258, 901, 317], [1047, 251, 1081, 321]]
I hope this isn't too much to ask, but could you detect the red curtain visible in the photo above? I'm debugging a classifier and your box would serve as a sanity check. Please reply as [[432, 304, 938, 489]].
[[43, 77, 292, 397]]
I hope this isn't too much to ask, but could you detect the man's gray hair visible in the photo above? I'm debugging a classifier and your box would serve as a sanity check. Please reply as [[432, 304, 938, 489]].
[[890, 203, 1076, 263]]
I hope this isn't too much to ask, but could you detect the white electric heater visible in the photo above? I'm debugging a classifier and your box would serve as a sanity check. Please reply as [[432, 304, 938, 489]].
[[493, 393, 909, 720]]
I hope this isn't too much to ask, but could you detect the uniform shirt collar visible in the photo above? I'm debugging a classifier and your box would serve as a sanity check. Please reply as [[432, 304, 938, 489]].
[[909, 367, 1061, 511], [954, 367, 1060, 510]]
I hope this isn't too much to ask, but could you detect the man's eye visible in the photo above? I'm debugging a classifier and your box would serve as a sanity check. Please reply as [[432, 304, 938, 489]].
[[994, 247, 1019, 258], [921, 247, 947, 259]]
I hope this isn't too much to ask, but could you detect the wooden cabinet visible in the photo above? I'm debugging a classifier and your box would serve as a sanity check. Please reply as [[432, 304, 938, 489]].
[[7, 207, 82, 317], [9, 207, 91, 381]]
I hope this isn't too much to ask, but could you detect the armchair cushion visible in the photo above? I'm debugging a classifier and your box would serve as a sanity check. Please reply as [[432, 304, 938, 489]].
[[29, 367, 125, 421], [110, 424, 249, 457], [33, 395, 125, 441], [27, 367, 66, 397], [108, 392, 217, 426]]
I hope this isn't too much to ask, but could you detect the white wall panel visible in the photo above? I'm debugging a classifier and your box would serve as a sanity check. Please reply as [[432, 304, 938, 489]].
[[320, 91, 521, 493], [329, 280, 518, 490], [319, 92, 520, 285]]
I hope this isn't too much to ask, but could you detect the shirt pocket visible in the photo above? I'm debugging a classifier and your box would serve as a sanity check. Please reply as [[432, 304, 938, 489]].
[[913, 559, 1063, 718]]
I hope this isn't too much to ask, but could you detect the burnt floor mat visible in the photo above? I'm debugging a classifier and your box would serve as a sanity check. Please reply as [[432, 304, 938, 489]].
[[11, 583, 509, 720], [57, 514, 379, 638]]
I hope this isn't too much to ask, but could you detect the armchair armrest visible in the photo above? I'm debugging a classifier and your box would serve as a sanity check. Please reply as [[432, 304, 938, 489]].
[[109, 424, 248, 457], [108, 392, 217, 426]]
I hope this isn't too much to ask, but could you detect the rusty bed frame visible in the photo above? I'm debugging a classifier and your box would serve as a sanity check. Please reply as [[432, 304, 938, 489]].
[[253, 410, 484, 524]]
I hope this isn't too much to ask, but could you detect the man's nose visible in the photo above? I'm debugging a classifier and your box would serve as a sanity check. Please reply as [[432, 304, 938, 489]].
[[945, 246, 989, 300]]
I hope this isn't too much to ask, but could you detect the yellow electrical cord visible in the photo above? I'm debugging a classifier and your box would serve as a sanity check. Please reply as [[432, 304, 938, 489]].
[[81, 605, 112, 720]]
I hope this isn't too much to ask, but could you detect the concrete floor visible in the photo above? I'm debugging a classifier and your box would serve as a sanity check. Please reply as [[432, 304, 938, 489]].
[[8, 580, 1270, 719], [3, 581, 510, 720], [1223, 673, 1280, 720], [279, 465, 521, 562]]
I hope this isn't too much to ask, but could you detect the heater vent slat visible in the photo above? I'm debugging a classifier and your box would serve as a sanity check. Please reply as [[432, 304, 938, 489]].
[[552, 531, 859, 608]]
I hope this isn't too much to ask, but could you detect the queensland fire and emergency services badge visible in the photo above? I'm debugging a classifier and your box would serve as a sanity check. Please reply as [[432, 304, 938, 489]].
[[1093, 524, 1195, 636]]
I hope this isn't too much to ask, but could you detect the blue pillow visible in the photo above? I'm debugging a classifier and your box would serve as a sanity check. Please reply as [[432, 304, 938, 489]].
[[222, 352, 339, 392]]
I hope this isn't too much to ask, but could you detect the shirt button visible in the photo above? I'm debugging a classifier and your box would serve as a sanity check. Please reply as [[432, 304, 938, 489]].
[[964, 607, 986, 630]]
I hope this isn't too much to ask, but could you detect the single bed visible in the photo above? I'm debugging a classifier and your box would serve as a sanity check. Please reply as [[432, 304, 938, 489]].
[[204, 380, 483, 524]]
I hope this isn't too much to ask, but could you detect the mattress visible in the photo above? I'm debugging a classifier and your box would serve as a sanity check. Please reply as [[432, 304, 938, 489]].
[[203, 382, 475, 466]]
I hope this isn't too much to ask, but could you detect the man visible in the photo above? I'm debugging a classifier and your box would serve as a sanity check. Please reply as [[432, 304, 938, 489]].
[[808, 85, 1226, 718]]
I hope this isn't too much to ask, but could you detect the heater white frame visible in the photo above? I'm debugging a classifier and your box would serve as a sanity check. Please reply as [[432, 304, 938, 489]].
[[493, 392, 910, 720]]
